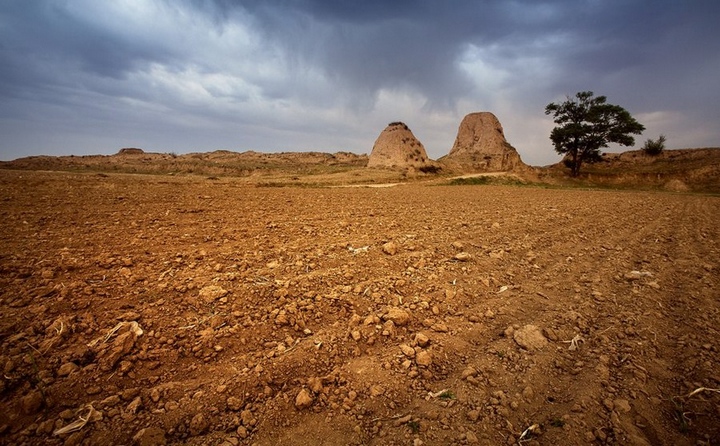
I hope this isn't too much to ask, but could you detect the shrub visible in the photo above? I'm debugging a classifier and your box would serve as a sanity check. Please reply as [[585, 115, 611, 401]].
[[642, 135, 666, 156]]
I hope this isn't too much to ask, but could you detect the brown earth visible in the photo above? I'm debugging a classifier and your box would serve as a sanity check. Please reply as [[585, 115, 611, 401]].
[[0, 169, 719, 446]]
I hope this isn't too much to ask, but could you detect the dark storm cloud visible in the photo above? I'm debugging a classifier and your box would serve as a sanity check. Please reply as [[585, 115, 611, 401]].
[[1, 0, 719, 162]]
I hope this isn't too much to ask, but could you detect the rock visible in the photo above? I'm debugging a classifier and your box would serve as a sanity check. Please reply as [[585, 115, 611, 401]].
[[513, 325, 548, 351], [368, 122, 434, 169], [127, 396, 142, 414], [382, 241, 398, 256], [57, 362, 79, 377], [454, 252, 471, 262], [415, 350, 432, 367], [295, 389, 313, 409], [188, 413, 208, 436], [21, 391, 43, 415], [308, 377, 324, 393], [466, 409, 480, 422], [431, 322, 449, 333], [198, 285, 228, 303], [236, 426, 248, 439], [227, 396, 243, 411], [400, 344, 416, 358], [370, 385, 384, 397], [415, 332, 430, 347], [350, 330, 362, 341], [466, 430, 479, 444], [522, 386, 535, 401], [614, 399, 631, 413], [461, 366, 477, 380], [383, 307, 410, 326], [443, 112, 526, 172], [240, 410, 256, 427], [133, 427, 167, 446], [99, 322, 143, 371]]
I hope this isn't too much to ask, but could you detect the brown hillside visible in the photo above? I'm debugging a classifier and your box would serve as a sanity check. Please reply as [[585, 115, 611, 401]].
[[545, 148, 720, 193]]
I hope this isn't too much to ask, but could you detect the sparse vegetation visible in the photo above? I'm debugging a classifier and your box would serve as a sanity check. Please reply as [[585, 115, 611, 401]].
[[643, 134, 666, 156]]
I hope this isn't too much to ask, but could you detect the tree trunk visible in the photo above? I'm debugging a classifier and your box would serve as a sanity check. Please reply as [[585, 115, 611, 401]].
[[571, 151, 581, 177]]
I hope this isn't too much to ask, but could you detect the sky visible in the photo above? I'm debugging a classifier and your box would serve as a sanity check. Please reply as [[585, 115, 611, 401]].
[[1, 1, 719, 166]]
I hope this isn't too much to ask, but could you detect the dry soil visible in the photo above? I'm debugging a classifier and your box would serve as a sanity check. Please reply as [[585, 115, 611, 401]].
[[0, 170, 718, 446]]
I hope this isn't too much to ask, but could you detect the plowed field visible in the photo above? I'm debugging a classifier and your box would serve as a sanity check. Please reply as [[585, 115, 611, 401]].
[[1, 170, 718, 445]]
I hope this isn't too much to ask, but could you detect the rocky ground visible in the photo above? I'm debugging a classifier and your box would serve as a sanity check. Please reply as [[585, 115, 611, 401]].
[[0, 170, 718, 446]]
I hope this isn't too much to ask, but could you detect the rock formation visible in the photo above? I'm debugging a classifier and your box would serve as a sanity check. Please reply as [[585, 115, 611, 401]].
[[442, 112, 525, 172], [367, 122, 432, 169]]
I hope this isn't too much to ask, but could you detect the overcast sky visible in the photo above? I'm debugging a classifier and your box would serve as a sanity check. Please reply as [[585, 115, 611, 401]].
[[1, 1, 718, 165]]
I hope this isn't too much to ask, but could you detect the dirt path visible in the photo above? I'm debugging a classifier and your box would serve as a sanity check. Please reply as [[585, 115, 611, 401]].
[[0, 170, 717, 445]]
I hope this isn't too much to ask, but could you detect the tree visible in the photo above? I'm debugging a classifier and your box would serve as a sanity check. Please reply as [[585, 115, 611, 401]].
[[545, 91, 645, 177], [642, 134, 666, 156]]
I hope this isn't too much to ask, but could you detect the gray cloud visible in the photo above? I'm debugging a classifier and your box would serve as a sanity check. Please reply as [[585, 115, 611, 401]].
[[1, 0, 719, 164]]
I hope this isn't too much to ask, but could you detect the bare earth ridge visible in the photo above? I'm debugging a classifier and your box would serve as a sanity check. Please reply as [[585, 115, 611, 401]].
[[0, 170, 718, 445]]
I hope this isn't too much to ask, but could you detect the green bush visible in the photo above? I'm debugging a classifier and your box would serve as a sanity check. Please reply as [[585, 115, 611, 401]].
[[642, 135, 666, 156]]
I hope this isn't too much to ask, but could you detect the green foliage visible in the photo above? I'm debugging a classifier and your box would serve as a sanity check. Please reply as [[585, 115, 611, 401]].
[[545, 91, 645, 177], [642, 134, 666, 156], [406, 420, 421, 433], [418, 165, 442, 174]]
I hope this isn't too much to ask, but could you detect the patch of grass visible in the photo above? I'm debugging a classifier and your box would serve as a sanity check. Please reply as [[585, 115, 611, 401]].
[[406, 420, 420, 434], [449, 176, 493, 186], [671, 397, 690, 433], [438, 389, 455, 400], [447, 176, 529, 187]]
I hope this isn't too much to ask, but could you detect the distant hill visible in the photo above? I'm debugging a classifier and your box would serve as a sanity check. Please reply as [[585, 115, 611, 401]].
[[540, 148, 720, 193], [0, 150, 369, 177]]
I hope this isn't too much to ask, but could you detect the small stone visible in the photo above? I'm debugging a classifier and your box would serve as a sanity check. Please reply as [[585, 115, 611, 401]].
[[150, 388, 161, 403], [452, 241, 464, 250], [603, 398, 615, 411], [431, 322, 449, 333], [101, 394, 121, 408], [415, 350, 432, 367], [370, 385, 384, 398], [295, 389, 313, 409], [461, 366, 477, 380], [513, 325, 548, 351], [240, 410, 256, 427], [236, 426, 248, 439], [382, 242, 398, 256], [454, 252, 471, 262], [133, 427, 167, 446], [522, 386, 534, 401], [307, 377, 323, 393], [400, 344, 416, 358], [614, 399, 631, 413], [57, 362, 79, 377], [127, 396, 142, 414], [188, 413, 209, 436], [21, 391, 43, 415], [350, 330, 362, 341], [466, 430, 479, 444], [415, 332, 430, 347], [198, 285, 228, 303], [227, 396, 243, 411], [466, 409, 480, 422], [383, 307, 410, 326]]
